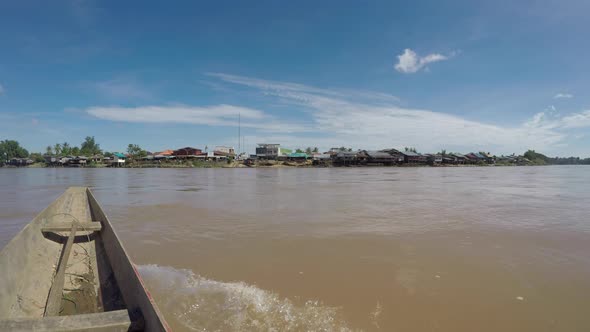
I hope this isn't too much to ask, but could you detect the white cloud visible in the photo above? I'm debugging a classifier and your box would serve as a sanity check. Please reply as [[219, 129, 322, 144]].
[[88, 104, 262, 124], [560, 110, 590, 129], [211, 74, 573, 154], [0, 84, 4, 95], [554, 93, 573, 99], [206, 73, 400, 104], [524, 110, 590, 130], [394, 49, 453, 73], [85, 73, 590, 155], [86, 104, 310, 133]]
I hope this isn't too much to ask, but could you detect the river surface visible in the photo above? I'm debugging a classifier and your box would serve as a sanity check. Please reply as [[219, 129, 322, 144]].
[[1, 166, 590, 331]]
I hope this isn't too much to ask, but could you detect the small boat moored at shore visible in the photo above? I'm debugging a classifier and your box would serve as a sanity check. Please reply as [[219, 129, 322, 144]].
[[0, 187, 170, 331]]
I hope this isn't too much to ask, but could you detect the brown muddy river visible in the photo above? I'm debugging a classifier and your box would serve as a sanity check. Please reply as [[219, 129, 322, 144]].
[[1, 166, 590, 331]]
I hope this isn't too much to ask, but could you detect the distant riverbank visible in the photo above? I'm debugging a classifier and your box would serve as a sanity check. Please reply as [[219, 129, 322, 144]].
[[1, 160, 563, 169]]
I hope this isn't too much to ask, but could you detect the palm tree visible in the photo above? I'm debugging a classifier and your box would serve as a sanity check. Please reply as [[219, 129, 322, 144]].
[[46, 146, 53, 156], [62, 142, 71, 156], [54, 143, 62, 156]]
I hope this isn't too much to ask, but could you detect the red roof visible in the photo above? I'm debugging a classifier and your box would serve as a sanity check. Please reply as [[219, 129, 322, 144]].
[[155, 149, 174, 156]]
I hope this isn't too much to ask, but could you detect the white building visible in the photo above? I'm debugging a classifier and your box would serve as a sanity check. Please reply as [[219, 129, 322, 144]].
[[255, 144, 291, 159], [214, 146, 235, 155], [111, 153, 126, 167]]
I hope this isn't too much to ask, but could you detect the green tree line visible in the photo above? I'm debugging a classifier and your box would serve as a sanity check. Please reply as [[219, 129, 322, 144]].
[[294, 147, 319, 154], [0, 140, 29, 165], [45, 136, 102, 157], [524, 150, 590, 165]]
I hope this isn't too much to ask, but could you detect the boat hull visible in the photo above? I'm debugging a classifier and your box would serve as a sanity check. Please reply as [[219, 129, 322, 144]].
[[0, 187, 169, 331]]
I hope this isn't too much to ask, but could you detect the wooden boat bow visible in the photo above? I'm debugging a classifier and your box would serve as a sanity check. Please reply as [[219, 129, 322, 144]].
[[0, 187, 170, 331]]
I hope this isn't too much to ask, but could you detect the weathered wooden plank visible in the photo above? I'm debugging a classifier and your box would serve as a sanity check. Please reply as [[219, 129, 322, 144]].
[[44, 224, 77, 317], [42, 222, 102, 232], [87, 189, 170, 331], [0, 309, 131, 332]]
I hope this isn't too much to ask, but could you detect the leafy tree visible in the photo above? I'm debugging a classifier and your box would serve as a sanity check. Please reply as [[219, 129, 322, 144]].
[[46, 146, 53, 156], [440, 149, 447, 156], [127, 144, 147, 160], [313, 147, 319, 153], [523, 150, 548, 165], [54, 143, 62, 156], [0, 140, 29, 163], [347, 148, 352, 152], [29, 153, 45, 163], [295, 148, 304, 153], [0, 140, 29, 159], [305, 147, 312, 154], [80, 136, 101, 156], [104, 151, 113, 158], [61, 142, 71, 156], [405, 147, 417, 153], [339, 146, 347, 151], [71, 146, 80, 156]]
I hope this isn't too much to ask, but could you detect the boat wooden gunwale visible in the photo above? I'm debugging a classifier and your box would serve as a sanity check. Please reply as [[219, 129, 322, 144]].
[[0, 187, 170, 331]]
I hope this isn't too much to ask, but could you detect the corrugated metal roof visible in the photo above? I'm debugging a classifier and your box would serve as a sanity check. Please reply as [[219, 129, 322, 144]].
[[113, 153, 126, 158], [401, 151, 420, 156], [337, 151, 358, 157], [365, 150, 393, 158]]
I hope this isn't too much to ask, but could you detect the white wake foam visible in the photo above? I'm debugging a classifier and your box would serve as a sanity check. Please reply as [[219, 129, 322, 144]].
[[137, 264, 353, 331]]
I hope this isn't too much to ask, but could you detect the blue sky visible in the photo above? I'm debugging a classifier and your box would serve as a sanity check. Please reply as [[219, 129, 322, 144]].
[[1, 0, 589, 156]]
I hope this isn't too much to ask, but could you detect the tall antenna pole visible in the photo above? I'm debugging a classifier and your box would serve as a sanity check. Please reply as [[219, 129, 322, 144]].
[[238, 112, 241, 155]]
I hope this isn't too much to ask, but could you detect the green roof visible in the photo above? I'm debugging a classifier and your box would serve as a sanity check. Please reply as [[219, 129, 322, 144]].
[[287, 152, 308, 158]]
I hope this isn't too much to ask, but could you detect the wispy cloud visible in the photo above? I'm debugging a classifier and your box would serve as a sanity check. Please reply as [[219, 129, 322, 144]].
[[211, 73, 578, 154], [86, 104, 310, 133], [558, 111, 590, 129], [93, 78, 151, 100], [206, 73, 400, 104], [524, 110, 590, 130], [394, 49, 455, 74], [85, 73, 589, 154], [88, 104, 262, 124], [554, 93, 573, 99]]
